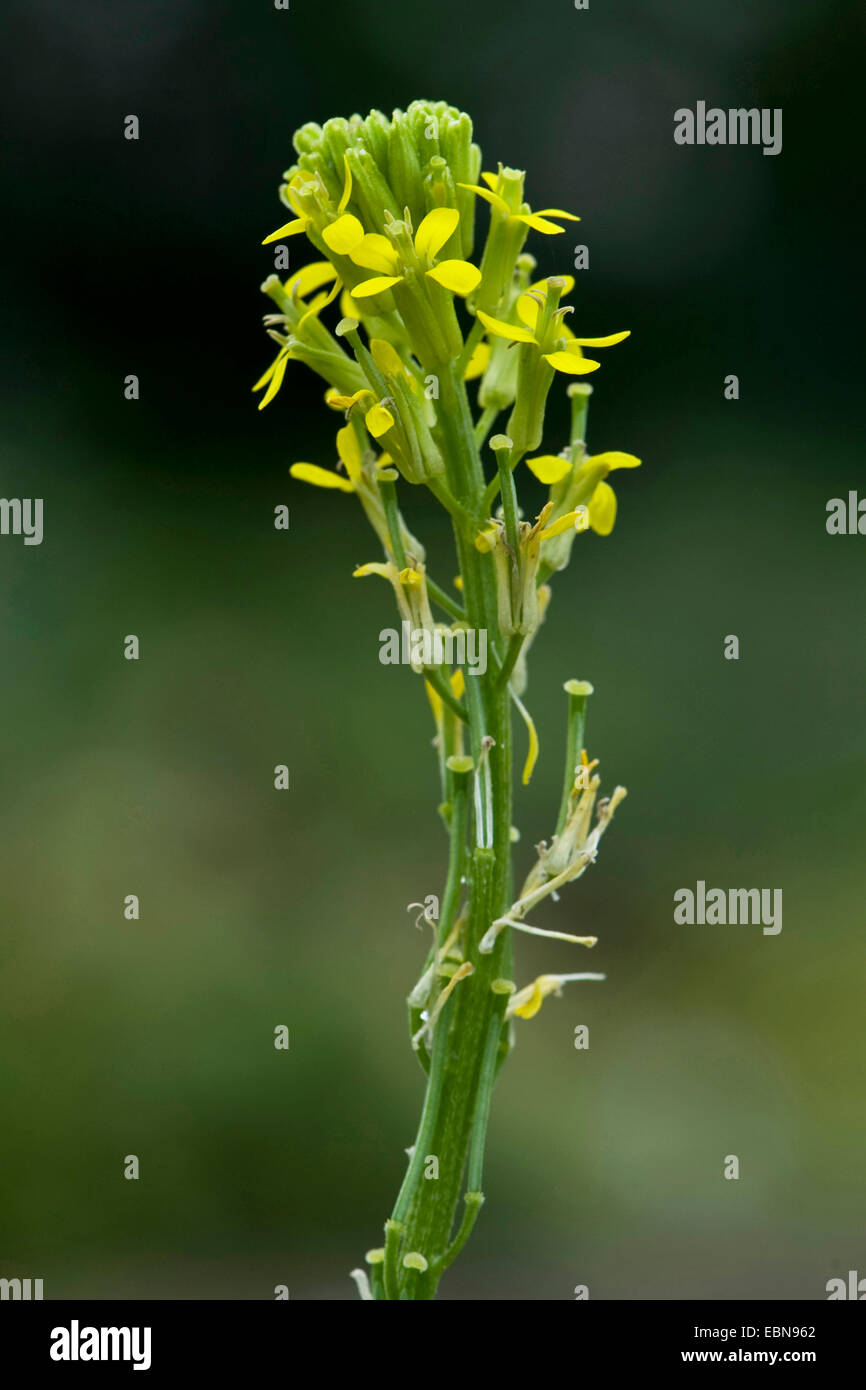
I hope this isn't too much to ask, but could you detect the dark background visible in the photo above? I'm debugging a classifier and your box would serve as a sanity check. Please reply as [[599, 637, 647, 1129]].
[[0, 0, 863, 1299]]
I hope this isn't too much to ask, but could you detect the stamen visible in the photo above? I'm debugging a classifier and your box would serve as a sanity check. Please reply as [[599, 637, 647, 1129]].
[[479, 915, 597, 954], [349, 1268, 374, 1300]]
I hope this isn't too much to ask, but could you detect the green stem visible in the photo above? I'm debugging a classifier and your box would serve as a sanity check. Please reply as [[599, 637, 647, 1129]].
[[427, 476, 478, 531], [496, 632, 525, 690], [409, 766, 469, 1073], [426, 576, 465, 622], [467, 1014, 504, 1190], [380, 479, 407, 568], [555, 683, 592, 837], [474, 405, 499, 448], [382, 1219, 404, 1301], [423, 667, 468, 724], [496, 446, 521, 557], [433, 1190, 485, 1276], [381, 364, 513, 1301], [480, 444, 525, 517], [455, 316, 485, 379]]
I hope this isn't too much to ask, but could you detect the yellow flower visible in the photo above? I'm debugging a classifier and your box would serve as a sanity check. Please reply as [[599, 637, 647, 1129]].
[[538, 506, 589, 539], [343, 207, 482, 299], [458, 171, 581, 234], [252, 346, 292, 410], [507, 972, 605, 1020], [537, 452, 642, 537], [477, 306, 630, 378], [252, 262, 345, 410], [262, 155, 354, 247], [327, 388, 396, 439]]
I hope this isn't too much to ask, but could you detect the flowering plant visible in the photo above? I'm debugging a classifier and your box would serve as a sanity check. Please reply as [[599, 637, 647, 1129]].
[[255, 100, 639, 1300]]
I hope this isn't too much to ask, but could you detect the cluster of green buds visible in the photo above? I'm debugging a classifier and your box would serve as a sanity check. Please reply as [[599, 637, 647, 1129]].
[[255, 101, 641, 1301]]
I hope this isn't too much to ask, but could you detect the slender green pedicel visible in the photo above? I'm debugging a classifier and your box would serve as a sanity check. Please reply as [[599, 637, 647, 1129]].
[[255, 101, 641, 1301]]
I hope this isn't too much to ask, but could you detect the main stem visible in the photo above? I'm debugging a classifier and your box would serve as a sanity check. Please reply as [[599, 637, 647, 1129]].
[[382, 364, 515, 1300]]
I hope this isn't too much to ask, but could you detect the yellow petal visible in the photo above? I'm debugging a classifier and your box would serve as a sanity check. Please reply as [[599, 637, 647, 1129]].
[[572, 330, 631, 347], [480, 171, 500, 190], [262, 218, 308, 245], [340, 288, 361, 319], [289, 462, 354, 492], [450, 669, 466, 700], [539, 507, 589, 540], [328, 390, 364, 410], [351, 275, 404, 299], [463, 341, 490, 381], [515, 294, 542, 332], [588, 480, 617, 535], [512, 974, 575, 1020], [477, 309, 537, 344], [510, 688, 539, 785], [526, 454, 572, 485], [370, 338, 406, 378], [337, 154, 353, 214], [414, 206, 460, 261], [513, 982, 544, 1020], [353, 562, 393, 578], [514, 213, 567, 235], [286, 261, 338, 298], [543, 351, 600, 375], [324, 387, 344, 410], [534, 208, 581, 222], [297, 279, 341, 332], [322, 213, 365, 256], [349, 232, 400, 275], [257, 351, 290, 408], [365, 402, 395, 438], [296, 289, 329, 323], [425, 260, 481, 295], [425, 679, 444, 725], [252, 348, 288, 393], [457, 181, 510, 215], [587, 451, 641, 470], [336, 424, 363, 483]]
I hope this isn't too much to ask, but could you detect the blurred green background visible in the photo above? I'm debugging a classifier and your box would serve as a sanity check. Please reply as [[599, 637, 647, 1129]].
[[0, 0, 863, 1299]]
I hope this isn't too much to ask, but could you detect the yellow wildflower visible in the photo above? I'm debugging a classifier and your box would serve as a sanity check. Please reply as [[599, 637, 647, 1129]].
[[507, 972, 605, 1020], [345, 207, 481, 299], [459, 170, 582, 235]]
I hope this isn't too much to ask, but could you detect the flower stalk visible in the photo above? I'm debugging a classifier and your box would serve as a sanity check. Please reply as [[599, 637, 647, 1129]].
[[254, 101, 641, 1299]]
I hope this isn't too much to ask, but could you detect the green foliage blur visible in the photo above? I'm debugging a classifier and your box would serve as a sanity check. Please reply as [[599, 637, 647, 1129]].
[[0, 0, 862, 1298]]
